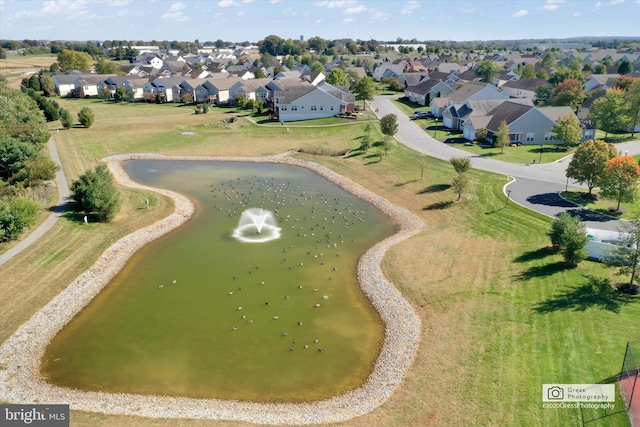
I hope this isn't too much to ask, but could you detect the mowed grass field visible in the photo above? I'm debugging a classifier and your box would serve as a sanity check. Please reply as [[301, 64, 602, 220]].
[[0, 97, 636, 427]]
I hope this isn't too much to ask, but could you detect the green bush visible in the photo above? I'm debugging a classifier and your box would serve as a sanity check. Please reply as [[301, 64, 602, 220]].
[[71, 164, 120, 222], [0, 196, 41, 242], [77, 107, 94, 128]]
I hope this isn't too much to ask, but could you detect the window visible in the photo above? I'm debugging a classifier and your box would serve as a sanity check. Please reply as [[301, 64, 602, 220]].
[[330, 106, 334, 111], [291, 106, 297, 111], [544, 132, 556, 141], [526, 133, 535, 142], [311, 105, 317, 111], [320, 106, 323, 110], [281, 106, 287, 111], [510, 133, 521, 142]]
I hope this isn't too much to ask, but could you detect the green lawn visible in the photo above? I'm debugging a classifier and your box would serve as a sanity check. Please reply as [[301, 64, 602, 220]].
[[561, 190, 639, 219], [596, 129, 637, 143], [450, 142, 574, 164]]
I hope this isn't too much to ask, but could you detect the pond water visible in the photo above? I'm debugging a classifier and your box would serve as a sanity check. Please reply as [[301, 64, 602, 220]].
[[41, 160, 397, 402]]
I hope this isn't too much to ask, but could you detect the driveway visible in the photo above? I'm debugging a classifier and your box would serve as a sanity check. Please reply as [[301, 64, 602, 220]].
[[369, 96, 640, 231]]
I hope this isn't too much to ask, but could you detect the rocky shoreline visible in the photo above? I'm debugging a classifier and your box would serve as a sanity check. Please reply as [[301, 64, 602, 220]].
[[0, 152, 424, 425]]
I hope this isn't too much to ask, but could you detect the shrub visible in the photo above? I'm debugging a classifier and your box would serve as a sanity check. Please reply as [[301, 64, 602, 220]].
[[0, 196, 41, 242], [71, 164, 121, 222], [77, 107, 94, 128]]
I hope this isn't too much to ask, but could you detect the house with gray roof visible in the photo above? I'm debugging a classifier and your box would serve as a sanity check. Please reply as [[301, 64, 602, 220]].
[[501, 78, 551, 101], [431, 81, 506, 118], [405, 79, 454, 106], [274, 83, 355, 122]]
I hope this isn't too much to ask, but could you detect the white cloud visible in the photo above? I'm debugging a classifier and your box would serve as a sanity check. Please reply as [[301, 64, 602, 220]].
[[218, 0, 236, 6], [574, 11, 581, 16], [316, 0, 355, 8], [609, 0, 624, 4], [105, 0, 133, 5], [269, 0, 282, 3], [345, 4, 366, 13], [594, 1, 602, 7], [237, 10, 244, 16], [543, 4, 558, 9], [283, 7, 297, 16], [369, 8, 389, 21], [161, 2, 189, 21], [513, 9, 528, 17], [401, 0, 419, 15], [342, 17, 354, 23], [460, 7, 476, 13]]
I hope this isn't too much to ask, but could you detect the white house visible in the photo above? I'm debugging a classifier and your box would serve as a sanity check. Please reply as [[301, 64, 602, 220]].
[[431, 81, 507, 118], [501, 78, 550, 101], [275, 83, 355, 122]]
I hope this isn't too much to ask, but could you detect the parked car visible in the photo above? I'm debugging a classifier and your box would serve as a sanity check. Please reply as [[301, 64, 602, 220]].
[[411, 111, 432, 120]]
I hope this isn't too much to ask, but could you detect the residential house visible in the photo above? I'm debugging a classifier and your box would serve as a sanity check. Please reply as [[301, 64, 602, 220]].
[[144, 77, 185, 102], [446, 98, 533, 133], [584, 74, 620, 93], [501, 78, 551, 101], [201, 77, 242, 104], [274, 83, 355, 122], [405, 79, 454, 106], [98, 76, 147, 98], [123, 78, 149, 101], [229, 78, 272, 104], [76, 74, 116, 97], [463, 101, 586, 145], [430, 81, 507, 118], [52, 74, 81, 96]]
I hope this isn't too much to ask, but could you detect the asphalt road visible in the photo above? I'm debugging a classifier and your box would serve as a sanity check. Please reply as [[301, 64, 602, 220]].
[[369, 95, 640, 231]]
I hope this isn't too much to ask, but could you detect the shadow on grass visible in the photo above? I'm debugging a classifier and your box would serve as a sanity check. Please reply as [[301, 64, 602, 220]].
[[485, 206, 506, 214], [581, 372, 629, 425], [513, 246, 557, 263], [394, 179, 419, 187], [516, 260, 573, 281], [418, 183, 451, 194], [364, 153, 381, 165], [533, 275, 637, 314], [423, 200, 453, 210]]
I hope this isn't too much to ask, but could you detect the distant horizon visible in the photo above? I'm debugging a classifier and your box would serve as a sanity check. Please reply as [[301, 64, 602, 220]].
[[1, 0, 639, 44]]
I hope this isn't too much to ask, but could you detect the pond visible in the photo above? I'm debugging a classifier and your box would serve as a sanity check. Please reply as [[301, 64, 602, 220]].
[[41, 160, 397, 402]]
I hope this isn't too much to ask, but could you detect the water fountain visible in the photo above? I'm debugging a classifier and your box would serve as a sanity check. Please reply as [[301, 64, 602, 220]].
[[232, 208, 281, 243]]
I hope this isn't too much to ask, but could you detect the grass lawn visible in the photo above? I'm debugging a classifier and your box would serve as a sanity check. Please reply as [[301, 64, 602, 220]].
[[0, 98, 635, 426], [561, 190, 639, 219], [392, 97, 430, 116], [450, 142, 574, 164], [596, 129, 638, 143]]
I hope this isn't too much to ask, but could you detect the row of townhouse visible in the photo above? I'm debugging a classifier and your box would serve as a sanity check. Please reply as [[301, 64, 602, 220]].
[[410, 80, 594, 145], [51, 72, 355, 123]]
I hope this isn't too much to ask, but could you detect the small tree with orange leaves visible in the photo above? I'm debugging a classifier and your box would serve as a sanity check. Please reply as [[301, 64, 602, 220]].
[[599, 156, 640, 211]]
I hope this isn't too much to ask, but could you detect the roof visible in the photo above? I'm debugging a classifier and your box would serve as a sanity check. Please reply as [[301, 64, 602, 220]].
[[78, 74, 117, 85], [502, 78, 550, 91], [236, 77, 272, 92], [538, 106, 575, 122], [485, 101, 534, 131], [448, 81, 497, 103], [407, 78, 447, 95], [52, 74, 81, 85], [275, 86, 317, 104]]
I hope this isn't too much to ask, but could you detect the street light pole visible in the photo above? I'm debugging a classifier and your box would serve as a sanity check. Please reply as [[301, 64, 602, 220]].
[[505, 189, 512, 207]]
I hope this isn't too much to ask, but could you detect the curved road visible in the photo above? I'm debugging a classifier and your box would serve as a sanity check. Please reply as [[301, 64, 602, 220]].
[[370, 95, 640, 231], [0, 134, 70, 266]]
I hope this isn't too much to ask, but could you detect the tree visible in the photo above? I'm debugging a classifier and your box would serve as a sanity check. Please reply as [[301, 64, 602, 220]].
[[599, 156, 640, 211], [566, 139, 617, 194], [379, 114, 398, 140], [551, 79, 586, 112], [494, 120, 510, 154], [254, 68, 267, 79], [449, 156, 471, 174], [534, 84, 551, 105], [56, 49, 92, 72], [520, 64, 536, 79], [180, 92, 194, 104], [77, 107, 94, 128], [590, 88, 631, 138], [451, 173, 469, 201], [552, 114, 582, 147], [95, 57, 124, 75], [536, 69, 549, 80], [624, 78, 640, 137], [548, 212, 588, 265], [41, 99, 60, 122], [382, 77, 404, 92], [39, 76, 55, 96], [594, 64, 607, 74], [476, 60, 501, 84], [361, 123, 372, 151], [114, 86, 127, 103], [70, 164, 121, 222], [352, 76, 376, 110], [27, 75, 41, 91], [603, 212, 640, 286], [540, 51, 556, 69], [326, 68, 349, 86], [549, 66, 585, 86], [59, 108, 73, 128], [618, 59, 633, 75]]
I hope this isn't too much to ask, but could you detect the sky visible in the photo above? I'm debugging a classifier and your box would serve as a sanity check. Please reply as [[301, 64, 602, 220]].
[[0, 0, 639, 43]]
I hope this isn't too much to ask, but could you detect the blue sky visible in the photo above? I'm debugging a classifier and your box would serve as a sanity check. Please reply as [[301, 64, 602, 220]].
[[0, 0, 639, 43]]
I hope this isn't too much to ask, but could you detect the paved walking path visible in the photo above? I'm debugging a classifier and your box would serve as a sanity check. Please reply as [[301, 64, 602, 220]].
[[0, 134, 70, 266], [369, 96, 640, 231]]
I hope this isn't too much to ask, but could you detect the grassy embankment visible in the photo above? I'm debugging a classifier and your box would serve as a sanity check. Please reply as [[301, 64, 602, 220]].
[[0, 97, 635, 427]]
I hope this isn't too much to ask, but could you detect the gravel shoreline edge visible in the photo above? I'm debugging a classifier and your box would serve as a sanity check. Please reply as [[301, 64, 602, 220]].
[[0, 152, 424, 425]]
